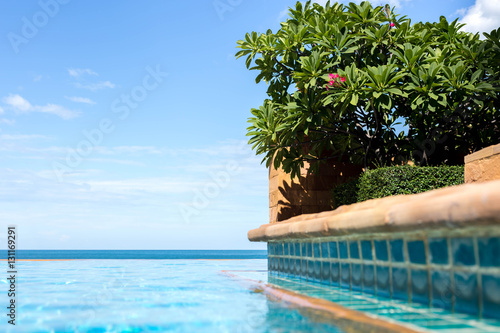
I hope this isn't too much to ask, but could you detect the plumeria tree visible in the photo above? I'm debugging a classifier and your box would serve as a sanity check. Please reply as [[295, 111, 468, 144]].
[[236, 1, 499, 177]]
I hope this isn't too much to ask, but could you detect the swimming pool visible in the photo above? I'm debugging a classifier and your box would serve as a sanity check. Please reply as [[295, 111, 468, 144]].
[[0, 259, 343, 332]]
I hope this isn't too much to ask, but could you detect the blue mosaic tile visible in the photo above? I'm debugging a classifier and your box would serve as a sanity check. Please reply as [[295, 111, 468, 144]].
[[321, 242, 329, 258], [452, 237, 475, 266], [339, 241, 348, 259], [431, 270, 452, 310], [341, 263, 350, 288], [306, 242, 313, 257], [267, 243, 271, 255], [278, 258, 284, 271], [478, 237, 500, 267], [284, 258, 289, 273], [300, 259, 307, 277], [313, 242, 320, 258], [352, 264, 362, 291], [289, 242, 295, 256], [290, 258, 296, 274], [331, 262, 340, 286], [411, 269, 430, 305], [349, 241, 360, 259], [295, 243, 301, 257], [418, 323, 477, 330], [482, 274, 500, 319], [268, 258, 276, 271], [321, 261, 330, 283], [429, 238, 448, 265], [362, 264, 375, 294], [301, 243, 306, 258], [314, 261, 322, 281], [277, 243, 283, 256], [284, 243, 289, 256], [454, 272, 479, 316], [307, 260, 314, 280], [329, 241, 338, 258], [390, 239, 405, 262], [376, 265, 391, 298], [294, 259, 300, 276], [408, 240, 426, 265], [361, 240, 372, 260], [375, 240, 388, 261], [392, 267, 409, 301]]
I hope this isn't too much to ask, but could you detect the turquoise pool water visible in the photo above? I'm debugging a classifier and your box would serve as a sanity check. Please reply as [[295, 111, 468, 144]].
[[0, 259, 342, 333], [265, 274, 500, 333]]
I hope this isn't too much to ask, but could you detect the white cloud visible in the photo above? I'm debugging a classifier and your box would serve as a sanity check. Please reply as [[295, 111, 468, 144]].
[[68, 68, 98, 77], [37, 104, 80, 119], [0, 106, 4, 114], [459, 0, 500, 34], [74, 81, 115, 91], [33, 75, 42, 82], [68, 68, 114, 91], [65, 96, 96, 105], [0, 119, 15, 125], [3, 94, 80, 119], [4, 94, 32, 111], [95, 146, 163, 155], [0, 134, 48, 140]]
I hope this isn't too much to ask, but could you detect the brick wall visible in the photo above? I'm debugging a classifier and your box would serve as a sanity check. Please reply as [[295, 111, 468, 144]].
[[269, 160, 362, 223], [465, 143, 500, 183]]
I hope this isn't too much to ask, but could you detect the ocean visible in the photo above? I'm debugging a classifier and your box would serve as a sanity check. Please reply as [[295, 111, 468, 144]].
[[2, 249, 267, 260]]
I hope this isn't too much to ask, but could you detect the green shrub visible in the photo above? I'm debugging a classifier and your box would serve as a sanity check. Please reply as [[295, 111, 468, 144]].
[[333, 165, 464, 207], [332, 178, 360, 207]]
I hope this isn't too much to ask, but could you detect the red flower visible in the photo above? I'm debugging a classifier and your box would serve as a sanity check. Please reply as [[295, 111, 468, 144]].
[[390, 22, 395, 27]]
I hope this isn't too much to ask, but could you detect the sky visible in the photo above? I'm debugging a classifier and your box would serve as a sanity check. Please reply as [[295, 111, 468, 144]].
[[0, 0, 498, 250]]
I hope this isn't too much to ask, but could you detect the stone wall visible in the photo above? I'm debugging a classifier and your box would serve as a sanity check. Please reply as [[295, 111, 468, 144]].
[[269, 161, 362, 223], [465, 143, 500, 183]]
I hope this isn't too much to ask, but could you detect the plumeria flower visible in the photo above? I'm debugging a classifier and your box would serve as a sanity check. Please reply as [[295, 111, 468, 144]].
[[390, 22, 395, 27], [329, 73, 335, 79], [340, 77, 346, 82], [329, 80, 335, 85]]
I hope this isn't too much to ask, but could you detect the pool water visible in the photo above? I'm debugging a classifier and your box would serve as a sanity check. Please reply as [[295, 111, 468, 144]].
[[0, 260, 343, 333], [265, 274, 500, 333]]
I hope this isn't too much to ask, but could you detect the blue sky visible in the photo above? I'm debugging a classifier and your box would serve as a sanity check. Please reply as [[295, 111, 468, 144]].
[[0, 0, 498, 250]]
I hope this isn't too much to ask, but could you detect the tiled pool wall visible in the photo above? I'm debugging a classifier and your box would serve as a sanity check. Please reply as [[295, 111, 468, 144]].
[[267, 227, 500, 320]]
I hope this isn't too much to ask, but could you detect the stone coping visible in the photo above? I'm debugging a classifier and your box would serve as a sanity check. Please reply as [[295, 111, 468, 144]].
[[465, 143, 500, 163], [248, 180, 500, 242]]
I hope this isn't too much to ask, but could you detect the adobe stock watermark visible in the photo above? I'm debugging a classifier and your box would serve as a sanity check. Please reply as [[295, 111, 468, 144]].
[[178, 141, 250, 224], [52, 65, 167, 182], [7, 0, 71, 54], [67, 265, 128, 332], [213, 0, 243, 21], [234, 300, 267, 333]]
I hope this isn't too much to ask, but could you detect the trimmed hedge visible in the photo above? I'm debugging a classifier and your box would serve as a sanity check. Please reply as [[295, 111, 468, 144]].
[[333, 165, 464, 208]]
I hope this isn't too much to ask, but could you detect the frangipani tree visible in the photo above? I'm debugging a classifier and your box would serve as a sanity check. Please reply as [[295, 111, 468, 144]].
[[237, 1, 499, 178]]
